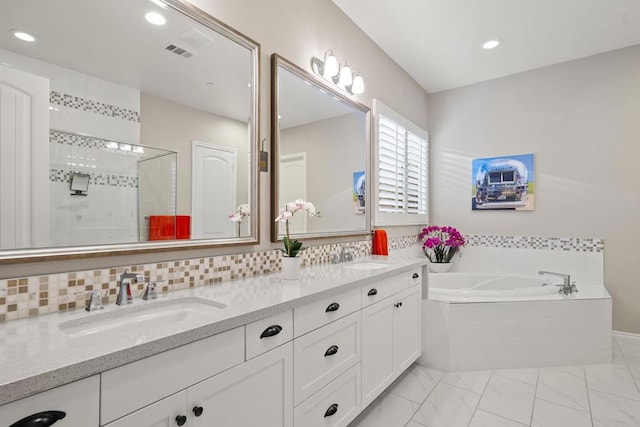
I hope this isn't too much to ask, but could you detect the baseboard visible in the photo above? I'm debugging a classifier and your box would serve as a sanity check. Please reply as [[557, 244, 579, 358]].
[[613, 330, 640, 340]]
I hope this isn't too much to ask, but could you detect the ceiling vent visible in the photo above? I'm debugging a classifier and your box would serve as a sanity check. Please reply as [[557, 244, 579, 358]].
[[164, 43, 194, 58]]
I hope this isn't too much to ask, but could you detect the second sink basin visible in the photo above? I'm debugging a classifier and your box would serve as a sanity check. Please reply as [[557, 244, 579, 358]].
[[343, 261, 391, 271], [59, 297, 226, 338]]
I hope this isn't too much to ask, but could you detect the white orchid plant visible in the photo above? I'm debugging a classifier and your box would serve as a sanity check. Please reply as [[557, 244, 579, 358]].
[[229, 204, 250, 222], [274, 199, 320, 257]]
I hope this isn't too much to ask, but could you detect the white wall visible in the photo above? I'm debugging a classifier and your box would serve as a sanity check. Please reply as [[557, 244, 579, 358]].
[[140, 93, 249, 216], [280, 113, 366, 233], [428, 45, 640, 333]]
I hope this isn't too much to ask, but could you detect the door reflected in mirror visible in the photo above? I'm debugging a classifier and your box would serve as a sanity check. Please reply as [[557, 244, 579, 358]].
[[271, 54, 370, 241], [0, 0, 259, 258]]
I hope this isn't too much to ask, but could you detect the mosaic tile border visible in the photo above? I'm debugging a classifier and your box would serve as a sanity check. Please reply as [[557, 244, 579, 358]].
[[0, 233, 602, 323], [49, 168, 138, 189], [50, 91, 140, 123], [462, 235, 604, 253], [0, 235, 424, 324]]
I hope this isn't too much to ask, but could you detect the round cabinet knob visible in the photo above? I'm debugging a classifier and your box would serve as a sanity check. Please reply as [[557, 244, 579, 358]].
[[175, 415, 187, 426], [193, 406, 204, 417]]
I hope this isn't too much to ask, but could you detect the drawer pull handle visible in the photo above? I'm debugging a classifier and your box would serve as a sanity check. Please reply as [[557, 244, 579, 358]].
[[324, 403, 339, 417], [260, 325, 283, 339], [325, 345, 339, 357], [367, 288, 378, 296], [412, 273, 420, 279], [10, 411, 66, 427], [394, 302, 403, 308], [175, 415, 187, 426], [193, 406, 204, 417], [326, 302, 340, 312]]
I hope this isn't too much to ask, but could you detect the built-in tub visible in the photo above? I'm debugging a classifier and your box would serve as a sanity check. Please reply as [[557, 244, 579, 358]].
[[428, 273, 558, 301], [420, 272, 612, 371]]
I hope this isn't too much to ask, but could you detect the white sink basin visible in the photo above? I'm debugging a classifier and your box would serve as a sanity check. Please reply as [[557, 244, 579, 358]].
[[343, 261, 391, 271], [59, 297, 226, 338]]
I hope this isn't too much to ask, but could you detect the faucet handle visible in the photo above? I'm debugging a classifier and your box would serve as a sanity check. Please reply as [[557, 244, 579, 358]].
[[142, 282, 158, 300], [85, 290, 104, 312]]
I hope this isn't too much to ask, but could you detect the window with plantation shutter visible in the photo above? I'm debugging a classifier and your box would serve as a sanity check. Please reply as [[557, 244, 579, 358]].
[[373, 100, 429, 226]]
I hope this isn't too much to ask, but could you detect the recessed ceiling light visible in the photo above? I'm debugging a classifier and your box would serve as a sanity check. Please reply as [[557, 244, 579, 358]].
[[11, 30, 37, 42], [145, 12, 166, 26], [482, 39, 502, 50]]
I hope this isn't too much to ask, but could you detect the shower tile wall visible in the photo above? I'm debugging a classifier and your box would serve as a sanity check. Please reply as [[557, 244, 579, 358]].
[[0, 48, 143, 247]]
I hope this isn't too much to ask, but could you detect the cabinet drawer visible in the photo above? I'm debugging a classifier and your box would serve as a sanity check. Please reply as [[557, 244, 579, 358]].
[[294, 287, 361, 337], [245, 309, 293, 360], [294, 363, 361, 427], [101, 327, 244, 425], [0, 376, 99, 427], [294, 311, 361, 405]]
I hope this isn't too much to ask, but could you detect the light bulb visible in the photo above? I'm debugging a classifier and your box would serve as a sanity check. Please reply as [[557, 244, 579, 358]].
[[323, 52, 338, 78], [338, 64, 352, 87], [351, 75, 364, 94]]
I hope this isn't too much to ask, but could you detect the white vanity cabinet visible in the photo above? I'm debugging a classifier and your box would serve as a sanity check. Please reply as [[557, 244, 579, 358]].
[[102, 310, 294, 427], [0, 376, 100, 427], [361, 269, 422, 408], [106, 342, 293, 427]]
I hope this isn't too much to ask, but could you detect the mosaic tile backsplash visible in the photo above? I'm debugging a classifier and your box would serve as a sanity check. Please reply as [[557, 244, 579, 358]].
[[0, 234, 604, 323]]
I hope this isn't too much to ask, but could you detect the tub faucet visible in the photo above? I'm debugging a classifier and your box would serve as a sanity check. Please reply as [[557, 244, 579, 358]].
[[116, 270, 143, 305], [538, 271, 577, 295]]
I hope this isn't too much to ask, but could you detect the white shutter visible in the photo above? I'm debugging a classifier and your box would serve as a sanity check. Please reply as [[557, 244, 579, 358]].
[[373, 100, 428, 226]]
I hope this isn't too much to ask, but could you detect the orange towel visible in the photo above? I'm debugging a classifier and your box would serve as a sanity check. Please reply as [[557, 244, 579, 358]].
[[372, 229, 388, 255]]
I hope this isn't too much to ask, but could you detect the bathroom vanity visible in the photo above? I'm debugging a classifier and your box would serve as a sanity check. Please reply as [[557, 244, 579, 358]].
[[0, 257, 425, 427]]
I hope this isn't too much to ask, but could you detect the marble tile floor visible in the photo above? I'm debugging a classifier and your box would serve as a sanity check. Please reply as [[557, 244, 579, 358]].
[[349, 334, 640, 427]]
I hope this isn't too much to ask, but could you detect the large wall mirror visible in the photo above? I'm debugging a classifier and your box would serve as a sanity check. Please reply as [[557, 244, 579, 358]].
[[271, 54, 370, 242], [0, 0, 259, 262]]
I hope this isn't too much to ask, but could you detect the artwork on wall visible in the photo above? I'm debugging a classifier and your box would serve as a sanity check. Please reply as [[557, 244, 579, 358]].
[[353, 171, 365, 214], [472, 153, 535, 211]]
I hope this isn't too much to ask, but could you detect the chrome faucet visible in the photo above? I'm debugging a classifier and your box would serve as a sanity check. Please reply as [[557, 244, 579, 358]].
[[142, 282, 157, 300], [539, 271, 577, 295], [116, 270, 143, 305], [333, 245, 356, 263]]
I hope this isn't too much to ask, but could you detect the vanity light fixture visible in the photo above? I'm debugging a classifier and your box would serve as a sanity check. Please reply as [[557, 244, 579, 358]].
[[145, 11, 166, 26], [482, 39, 502, 49], [310, 49, 365, 95], [11, 30, 37, 42]]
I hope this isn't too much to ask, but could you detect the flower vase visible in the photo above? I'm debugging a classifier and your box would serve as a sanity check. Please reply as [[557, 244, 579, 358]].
[[428, 262, 452, 273], [281, 256, 302, 280]]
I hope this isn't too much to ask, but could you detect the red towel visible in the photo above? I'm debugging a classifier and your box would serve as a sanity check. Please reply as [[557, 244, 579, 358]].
[[149, 215, 191, 240], [176, 215, 191, 240], [372, 229, 388, 255]]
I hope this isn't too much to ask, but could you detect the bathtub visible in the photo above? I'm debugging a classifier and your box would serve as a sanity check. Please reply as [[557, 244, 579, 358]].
[[420, 272, 612, 371], [428, 273, 560, 301]]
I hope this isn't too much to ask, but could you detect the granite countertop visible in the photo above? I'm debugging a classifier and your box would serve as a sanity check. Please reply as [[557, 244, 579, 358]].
[[0, 253, 427, 406]]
